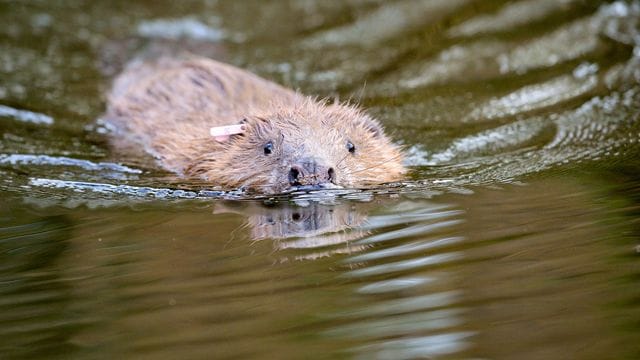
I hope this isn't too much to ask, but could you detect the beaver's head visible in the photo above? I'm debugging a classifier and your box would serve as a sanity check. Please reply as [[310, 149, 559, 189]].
[[187, 99, 405, 194]]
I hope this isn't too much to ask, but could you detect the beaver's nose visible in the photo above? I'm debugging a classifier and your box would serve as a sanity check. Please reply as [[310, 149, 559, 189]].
[[288, 158, 335, 186]]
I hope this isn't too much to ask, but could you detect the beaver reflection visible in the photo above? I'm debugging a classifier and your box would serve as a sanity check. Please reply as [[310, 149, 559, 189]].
[[214, 201, 371, 259]]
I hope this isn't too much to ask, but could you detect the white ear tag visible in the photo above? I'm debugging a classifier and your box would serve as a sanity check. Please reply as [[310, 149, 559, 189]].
[[210, 124, 246, 142]]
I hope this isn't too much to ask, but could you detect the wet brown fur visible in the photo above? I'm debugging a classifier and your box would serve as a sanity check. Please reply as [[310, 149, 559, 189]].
[[105, 56, 405, 193]]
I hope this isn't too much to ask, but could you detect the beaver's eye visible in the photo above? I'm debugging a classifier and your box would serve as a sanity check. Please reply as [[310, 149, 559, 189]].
[[346, 141, 356, 154], [263, 141, 273, 155]]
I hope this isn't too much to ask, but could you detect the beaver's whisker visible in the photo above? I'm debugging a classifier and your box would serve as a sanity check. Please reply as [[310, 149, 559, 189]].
[[335, 153, 350, 167]]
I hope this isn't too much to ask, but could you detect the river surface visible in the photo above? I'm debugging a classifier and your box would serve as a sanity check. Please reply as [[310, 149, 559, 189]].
[[1, 1, 640, 359]]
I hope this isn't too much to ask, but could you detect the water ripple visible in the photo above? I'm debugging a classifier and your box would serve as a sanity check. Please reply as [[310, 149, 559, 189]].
[[326, 309, 465, 338], [137, 17, 226, 42], [0, 104, 53, 125], [497, 14, 603, 74], [303, 0, 469, 48], [352, 332, 474, 360], [336, 290, 462, 318], [28, 178, 212, 199], [448, 0, 578, 37], [0, 154, 141, 174], [361, 208, 462, 230], [466, 70, 598, 121], [356, 277, 435, 294], [343, 252, 462, 278], [347, 236, 463, 264], [356, 220, 463, 245]]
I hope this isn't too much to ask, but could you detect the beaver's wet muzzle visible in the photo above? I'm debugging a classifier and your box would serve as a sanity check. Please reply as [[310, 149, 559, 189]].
[[288, 158, 335, 187]]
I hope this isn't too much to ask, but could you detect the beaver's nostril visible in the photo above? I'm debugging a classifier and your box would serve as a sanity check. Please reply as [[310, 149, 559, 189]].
[[289, 162, 334, 187], [289, 167, 301, 186]]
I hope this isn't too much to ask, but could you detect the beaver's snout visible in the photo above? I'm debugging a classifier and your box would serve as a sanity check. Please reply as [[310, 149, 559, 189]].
[[288, 158, 335, 187]]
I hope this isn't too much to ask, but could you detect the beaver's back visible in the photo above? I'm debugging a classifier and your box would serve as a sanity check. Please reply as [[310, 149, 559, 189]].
[[105, 57, 300, 173]]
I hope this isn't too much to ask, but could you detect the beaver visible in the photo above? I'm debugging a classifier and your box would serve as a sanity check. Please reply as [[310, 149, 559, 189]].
[[104, 56, 405, 193]]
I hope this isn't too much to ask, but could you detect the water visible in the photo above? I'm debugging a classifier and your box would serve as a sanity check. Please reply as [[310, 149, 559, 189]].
[[1, 0, 640, 359]]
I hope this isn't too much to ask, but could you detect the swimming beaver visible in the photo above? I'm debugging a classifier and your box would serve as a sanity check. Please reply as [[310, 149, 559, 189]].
[[105, 56, 405, 193]]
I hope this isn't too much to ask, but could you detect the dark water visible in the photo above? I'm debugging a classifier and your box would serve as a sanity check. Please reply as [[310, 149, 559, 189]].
[[2, 1, 640, 359]]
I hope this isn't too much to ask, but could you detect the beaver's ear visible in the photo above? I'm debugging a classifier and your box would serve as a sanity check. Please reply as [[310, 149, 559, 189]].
[[326, 103, 384, 138], [241, 116, 270, 126], [356, 116, 384, 138], [240, 115, 273, 137]]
